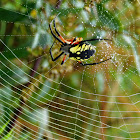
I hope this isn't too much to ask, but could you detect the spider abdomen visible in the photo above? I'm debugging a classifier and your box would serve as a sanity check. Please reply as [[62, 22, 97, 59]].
[[69, 42, 96, 61]]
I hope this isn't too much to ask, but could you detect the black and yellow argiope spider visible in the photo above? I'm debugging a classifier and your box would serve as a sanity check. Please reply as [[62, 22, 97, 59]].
[[49, 15, 111, 66]]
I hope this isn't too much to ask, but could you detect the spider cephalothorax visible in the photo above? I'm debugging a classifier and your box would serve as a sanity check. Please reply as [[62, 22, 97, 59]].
[[49, 15, 111, 66]]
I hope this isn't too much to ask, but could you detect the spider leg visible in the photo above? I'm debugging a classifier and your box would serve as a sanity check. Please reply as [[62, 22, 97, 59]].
[[49, 21, 65, 45], [80, 38, 112, 44], [53, 18, 66, 43], [61, 54, 67, 65], [79, 57, 111, 66], [66, 37, 77, 42], [72, 37, 83, 45], [50, 41, 64, 61], [66, 37, 77, 44]]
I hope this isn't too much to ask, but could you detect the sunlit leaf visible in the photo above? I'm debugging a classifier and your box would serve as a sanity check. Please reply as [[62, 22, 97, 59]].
[[1, 129, 13, 140], [0, 120, 10, 135]]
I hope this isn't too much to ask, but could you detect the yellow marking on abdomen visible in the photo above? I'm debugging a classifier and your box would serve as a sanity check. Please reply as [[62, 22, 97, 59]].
[[70, 44, 81, 53]]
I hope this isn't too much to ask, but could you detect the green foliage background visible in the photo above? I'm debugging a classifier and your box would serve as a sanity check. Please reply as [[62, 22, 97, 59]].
[[0, 0, 140, 139]]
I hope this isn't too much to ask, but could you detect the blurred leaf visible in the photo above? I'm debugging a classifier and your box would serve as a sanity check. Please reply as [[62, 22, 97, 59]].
[[77, 28, 88, 39], [0, 64, 29, 86], [32, 32, 40, 49], [0, 66, 14, 85], [123, 35, 140, 74], [0, 48, 29, 60], [0, 120, 13, 139], [22, 108, 49, 131], [101, 0, 111, 3], [0, 86, 20, 125], [0, 39, 32, 61], [32, 32, 52, 49], [19, 131, 31, 140], [51, 7, 83, 16], [96, 72, 105, 93], [36, 108, 49, 139], [0, 87, 12, 103], [46, 3, 51, 17], [23, 2, 36, 13], [97, 4, 122, 31], [1, 129, 13, 140], [0, 21, 6, 38], [28, 80, 53, 106], [21, 107, 51, 139], [70, 74, 80, 87], [38, 33, 52, 48], [0, 8, 36, 24], [37, 80, 53, 102], [0, 120, 10, 135], [81, 10, 89, 22]]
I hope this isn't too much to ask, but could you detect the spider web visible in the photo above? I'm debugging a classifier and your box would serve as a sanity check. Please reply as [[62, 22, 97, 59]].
[[0, 0, 140, 139]]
